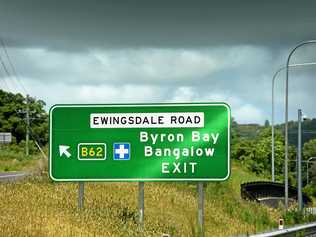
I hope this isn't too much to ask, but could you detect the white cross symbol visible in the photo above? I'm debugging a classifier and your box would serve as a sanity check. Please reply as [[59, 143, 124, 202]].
[[115, 144, 129, 159]]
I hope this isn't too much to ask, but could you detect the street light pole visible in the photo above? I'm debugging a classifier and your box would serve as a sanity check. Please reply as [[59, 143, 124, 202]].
[[297, 109, 303, 211], [271, 62, 316, 183], [284, 40, 316, 210]]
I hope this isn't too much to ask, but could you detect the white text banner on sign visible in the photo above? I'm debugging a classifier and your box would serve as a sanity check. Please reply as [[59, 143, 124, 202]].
[[90, 112, 204, 128]]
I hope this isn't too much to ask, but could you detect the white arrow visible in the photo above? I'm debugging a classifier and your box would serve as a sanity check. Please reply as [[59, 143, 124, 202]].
[[59, 145, 71, 158]]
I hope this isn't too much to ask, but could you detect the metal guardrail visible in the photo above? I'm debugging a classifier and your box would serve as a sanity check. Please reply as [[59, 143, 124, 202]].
[[244, 222, 316, 237], [0, 172, 29, 182]]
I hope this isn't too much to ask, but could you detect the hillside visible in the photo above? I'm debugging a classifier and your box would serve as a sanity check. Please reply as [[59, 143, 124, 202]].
[[236, 123, 262, 139], [0, 161, 280, 237], [236, 119, 316, 146], [286, 119, 316, 147], [233, 118, 316, 146]]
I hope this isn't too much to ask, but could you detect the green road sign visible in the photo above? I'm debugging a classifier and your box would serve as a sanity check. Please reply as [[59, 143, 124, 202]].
[[49, 103, 231, 181]]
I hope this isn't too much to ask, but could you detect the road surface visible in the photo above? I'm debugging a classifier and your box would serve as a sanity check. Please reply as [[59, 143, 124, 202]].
[[0, 172, 29, 182]]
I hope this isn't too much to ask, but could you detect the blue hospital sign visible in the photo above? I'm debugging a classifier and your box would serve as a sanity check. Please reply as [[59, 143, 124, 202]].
[[113, 143, 131, 160]]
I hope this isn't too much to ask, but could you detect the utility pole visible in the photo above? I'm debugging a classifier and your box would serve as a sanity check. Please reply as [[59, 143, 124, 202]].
[[26, 94, 30, 156], [297, 109, 303, 211]]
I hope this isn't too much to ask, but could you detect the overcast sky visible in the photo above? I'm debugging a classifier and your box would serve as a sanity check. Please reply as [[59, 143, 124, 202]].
[[1, 0, 316, 124]]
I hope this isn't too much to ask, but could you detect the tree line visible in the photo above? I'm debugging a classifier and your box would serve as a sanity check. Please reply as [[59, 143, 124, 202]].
[[232, 118, 316, 187], [0, 89, 48, 146], [1, 89, 316, 188]]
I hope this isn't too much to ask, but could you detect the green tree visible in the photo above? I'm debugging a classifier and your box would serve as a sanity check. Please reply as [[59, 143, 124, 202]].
[[303, 139, 316, 186], [0, 89, 48, 146], [231, 117, 239, 144], [264, 119, 270, 127], [231, 127, 296, 183], [303, 139, 316, 160]]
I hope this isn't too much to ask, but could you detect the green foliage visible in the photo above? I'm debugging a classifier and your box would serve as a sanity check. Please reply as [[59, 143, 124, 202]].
[[231, 117, 239, 144], [235, 123, 262, 140], [231, 127, 297, 183], [302, 139, 316, 185], [231, 117, 316, 187], [264, 119, 270, 127], [283, 209, 316, 226], [231, 138, 255, 161], [276, 118, 316, 147], [309, 163, 316, 184], [303, 138, 316, 160], [0, 89, 48, 146], [303, 184, 316, 197], [0, 144, 40, 172]]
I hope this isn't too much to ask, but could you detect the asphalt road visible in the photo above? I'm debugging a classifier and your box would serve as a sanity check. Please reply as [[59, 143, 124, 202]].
[[0, 172, 28, 182]]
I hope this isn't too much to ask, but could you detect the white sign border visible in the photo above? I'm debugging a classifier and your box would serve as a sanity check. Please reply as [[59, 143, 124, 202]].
[[49, 103, 231, 182]]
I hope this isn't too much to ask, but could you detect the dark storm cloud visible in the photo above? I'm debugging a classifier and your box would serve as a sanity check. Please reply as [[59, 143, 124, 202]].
[[1, 0, 316, 124], [1, 0, 316, 50]]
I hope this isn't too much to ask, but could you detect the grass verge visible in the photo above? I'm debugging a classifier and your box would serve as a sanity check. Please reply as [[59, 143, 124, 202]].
[[0, 161, 282, 237]]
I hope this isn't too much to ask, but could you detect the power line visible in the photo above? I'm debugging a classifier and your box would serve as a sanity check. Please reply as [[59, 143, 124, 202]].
[[0, 38, 28, 94], [0, 54, 11, 77], [0, 54, 12, 91], [0, 61, 9, 90], [0, 42, 45, 157]]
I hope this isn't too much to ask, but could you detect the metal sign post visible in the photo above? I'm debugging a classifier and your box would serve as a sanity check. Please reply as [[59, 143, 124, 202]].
[[198, 182, 204, 237], [138, 182, 144, 227], [78, 182, 84, 209]]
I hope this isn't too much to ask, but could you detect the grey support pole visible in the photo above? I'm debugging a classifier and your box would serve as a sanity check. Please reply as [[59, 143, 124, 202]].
[[198, 182, 204, 237], [284, 40, 316, 210], [26, 94, 30, 156], [297, 109, 303, 211], [271, 70, 279, 182], [78, 181, 84, 209], [138, 182, 144, 228]]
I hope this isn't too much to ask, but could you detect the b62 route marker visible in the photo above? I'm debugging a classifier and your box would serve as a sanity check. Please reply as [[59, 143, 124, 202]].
[[49, 103, 231, 181]]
